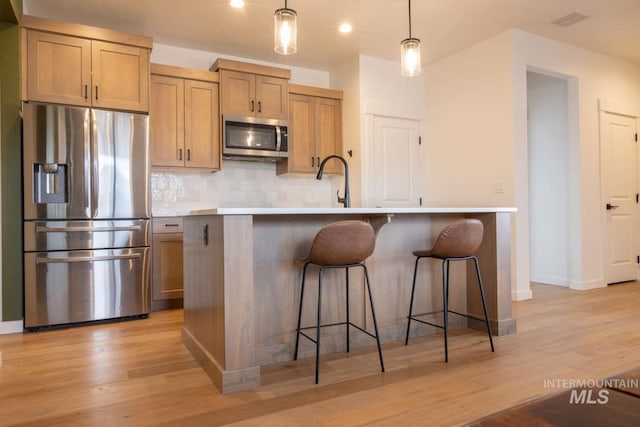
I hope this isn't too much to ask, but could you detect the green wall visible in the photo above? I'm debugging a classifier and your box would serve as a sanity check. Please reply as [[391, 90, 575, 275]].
[[0, 23, 22, 321]]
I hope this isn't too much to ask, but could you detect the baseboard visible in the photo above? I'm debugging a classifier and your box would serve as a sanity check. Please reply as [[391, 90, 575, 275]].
[[512, 288, 533, 301], [0, 320, 23, 335], [569, 279, 605, 291], [530, 274, 569, 287]]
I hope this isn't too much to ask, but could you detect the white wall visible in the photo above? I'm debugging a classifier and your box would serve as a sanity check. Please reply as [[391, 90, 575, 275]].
[[423, 31, 515, 207], [513, 29, 640, 293], [149, 43, 342, 215], [527, 71, 570, 286], [422, 28, 640, 300]]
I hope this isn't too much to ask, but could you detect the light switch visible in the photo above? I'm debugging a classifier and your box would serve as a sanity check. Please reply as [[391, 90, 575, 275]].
[[493, 181, 505, 194]]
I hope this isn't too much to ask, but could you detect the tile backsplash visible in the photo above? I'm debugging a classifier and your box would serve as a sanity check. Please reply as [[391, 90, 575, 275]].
[[151, 161, 341, 216]]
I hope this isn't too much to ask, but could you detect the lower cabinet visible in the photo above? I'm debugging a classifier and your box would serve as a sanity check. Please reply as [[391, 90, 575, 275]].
[[152, 217, 183, 311]]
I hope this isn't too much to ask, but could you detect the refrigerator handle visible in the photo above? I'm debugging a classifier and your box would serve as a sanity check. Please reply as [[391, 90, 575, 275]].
[[82, 109, 92, 217], [36, 253, 141, 264], [91, 109, 99, 217]]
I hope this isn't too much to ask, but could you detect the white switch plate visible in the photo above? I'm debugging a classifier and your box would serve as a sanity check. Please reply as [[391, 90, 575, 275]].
[[493, 181, 505, 194]]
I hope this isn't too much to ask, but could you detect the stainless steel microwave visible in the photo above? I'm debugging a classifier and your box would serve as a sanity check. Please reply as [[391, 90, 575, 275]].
[[222, 115, 289, 161]]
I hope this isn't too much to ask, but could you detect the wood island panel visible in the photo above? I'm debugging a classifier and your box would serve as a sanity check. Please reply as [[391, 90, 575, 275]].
[[182, 209, 515, 394]]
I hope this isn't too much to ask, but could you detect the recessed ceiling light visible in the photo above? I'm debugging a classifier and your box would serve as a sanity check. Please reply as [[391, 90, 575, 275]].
[[339, 23, 352, 33], [230, 0, 245, 8]]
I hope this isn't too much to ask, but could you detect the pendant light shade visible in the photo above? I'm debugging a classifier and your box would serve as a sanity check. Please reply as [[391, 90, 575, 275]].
[[274, 1, 297, 55], [401, 0, 421, 76]]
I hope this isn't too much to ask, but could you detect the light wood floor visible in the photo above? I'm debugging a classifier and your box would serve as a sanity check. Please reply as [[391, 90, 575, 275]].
[[1, 282, 639, 426]]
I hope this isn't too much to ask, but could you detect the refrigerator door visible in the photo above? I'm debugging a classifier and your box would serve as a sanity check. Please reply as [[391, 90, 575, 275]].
[[23, 103, 91, 220], [92, 109, 149, 219], [24, 247, 151, 329]]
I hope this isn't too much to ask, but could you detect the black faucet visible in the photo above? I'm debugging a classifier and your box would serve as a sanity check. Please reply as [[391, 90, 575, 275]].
[[316, 155, 351, 208]]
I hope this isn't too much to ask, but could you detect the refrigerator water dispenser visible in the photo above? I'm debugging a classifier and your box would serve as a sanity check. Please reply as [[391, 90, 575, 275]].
[[33, 163, 68, 203]]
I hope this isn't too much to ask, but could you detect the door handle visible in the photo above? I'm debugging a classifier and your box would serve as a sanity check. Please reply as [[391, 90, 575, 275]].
[[606, 203, 619, 210]]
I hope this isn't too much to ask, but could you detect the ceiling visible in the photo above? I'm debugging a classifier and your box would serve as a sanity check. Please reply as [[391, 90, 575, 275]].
[[21, 0, 640, 71]]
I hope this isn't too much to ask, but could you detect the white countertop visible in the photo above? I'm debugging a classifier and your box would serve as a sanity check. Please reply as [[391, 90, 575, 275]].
[[189, 207, 517, 216]]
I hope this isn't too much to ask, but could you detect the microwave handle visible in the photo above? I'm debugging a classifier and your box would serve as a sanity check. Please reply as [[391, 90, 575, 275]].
[[275, 126, 282, 152]]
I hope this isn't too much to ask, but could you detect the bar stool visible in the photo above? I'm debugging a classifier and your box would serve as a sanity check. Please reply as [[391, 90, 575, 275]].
[[405, 218, 494, 362], [294, 220, 385, 384]]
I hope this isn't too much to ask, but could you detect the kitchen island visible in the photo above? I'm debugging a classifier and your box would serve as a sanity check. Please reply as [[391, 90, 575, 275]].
[[182, 207, 516, 393]]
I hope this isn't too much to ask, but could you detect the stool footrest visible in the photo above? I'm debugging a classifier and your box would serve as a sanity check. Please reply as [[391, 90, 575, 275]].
[[447, 309, 489, 324], [297, 321, 379, 344], [408, 317, 444, 330], [408, 308, 490, 330]]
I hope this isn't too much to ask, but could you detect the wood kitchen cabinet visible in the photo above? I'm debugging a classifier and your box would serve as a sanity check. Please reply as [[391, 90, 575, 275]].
[[213, 59, 290, 121], [22, 16, 151, 112], [150, 64, 221, 171], [277, 85, 343, 175], [152, 217, 183, 311]]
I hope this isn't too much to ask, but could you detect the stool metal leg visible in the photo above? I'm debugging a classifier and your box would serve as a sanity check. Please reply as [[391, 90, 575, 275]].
[[405, 256, 421, 345], [346, 267, 350, 353], [473, 256, 495, 352], [315, 266, 325, 384], [442, 259, 450, 363], [363, 265, 385, 373], [294, 262, 310, 361]]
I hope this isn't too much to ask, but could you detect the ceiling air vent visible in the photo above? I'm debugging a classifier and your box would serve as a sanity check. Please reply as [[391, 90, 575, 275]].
[[550, 10, 591, 27]]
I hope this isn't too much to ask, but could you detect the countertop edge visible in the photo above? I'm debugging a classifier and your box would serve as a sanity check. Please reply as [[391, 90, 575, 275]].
[[187, 207, 518, 216]]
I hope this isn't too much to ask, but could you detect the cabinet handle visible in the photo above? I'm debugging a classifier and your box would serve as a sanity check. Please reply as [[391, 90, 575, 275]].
[[179, 148, 183, 161], [84, 85, 88, 100], [251, 100, 255, 112], [317, 156, 320, 166], [258, 101, 262, 113], [311, 156, 314, 167], [95, 85, 99, 100], [203, 224, 209, 246], [187, 149, 191, 161], [164, 223, 180, 227]]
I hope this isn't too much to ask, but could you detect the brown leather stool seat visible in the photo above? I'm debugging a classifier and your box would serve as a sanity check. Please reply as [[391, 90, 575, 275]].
[[405, 218, 494, 361], [294, 220, 385, 384]]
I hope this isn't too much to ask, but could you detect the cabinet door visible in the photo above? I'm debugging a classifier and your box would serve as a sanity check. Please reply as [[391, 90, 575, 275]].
[[315, 97, 343, 174], [26, 30, 91, 106], [152, 233, 184, 301], [220, 70, 255, 117], [91, 40, 149, 112], [185, 80, 221, 170], [150, 75, 185, 167], [282, 94, 315, 174], [255, 75, 288, 120]]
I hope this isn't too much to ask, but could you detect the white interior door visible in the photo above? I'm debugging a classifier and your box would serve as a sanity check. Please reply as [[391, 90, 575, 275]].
[[601, 111, 638, 284], [372, 116, 422, 207]]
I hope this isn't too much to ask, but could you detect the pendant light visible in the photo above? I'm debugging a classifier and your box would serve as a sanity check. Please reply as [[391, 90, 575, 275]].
[[400, 0, 421, 76], [274, 0, 297, 55]]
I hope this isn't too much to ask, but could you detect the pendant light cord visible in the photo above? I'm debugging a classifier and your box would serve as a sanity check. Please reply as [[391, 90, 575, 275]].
[[408, 0, 412, 38]]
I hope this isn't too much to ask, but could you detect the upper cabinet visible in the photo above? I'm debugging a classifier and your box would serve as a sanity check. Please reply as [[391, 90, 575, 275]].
[[277, 84, 343, 176], [22, 16, 151, 112], [150, 64, 220, 171], [213, 59, 290, 121]]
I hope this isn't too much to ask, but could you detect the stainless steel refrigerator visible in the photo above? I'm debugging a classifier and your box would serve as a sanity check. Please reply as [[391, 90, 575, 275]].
[[22, 102, 151, 330]]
